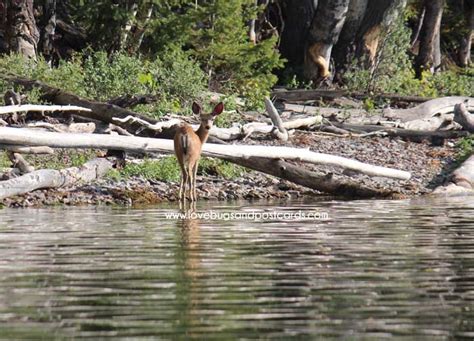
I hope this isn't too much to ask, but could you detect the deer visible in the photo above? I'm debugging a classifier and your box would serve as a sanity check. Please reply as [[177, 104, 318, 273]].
[[174, 101, 224, 203]]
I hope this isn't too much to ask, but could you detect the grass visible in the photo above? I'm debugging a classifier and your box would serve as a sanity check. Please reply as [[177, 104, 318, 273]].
[[455, 135, 474, 164], [107, 156, 246, 182]]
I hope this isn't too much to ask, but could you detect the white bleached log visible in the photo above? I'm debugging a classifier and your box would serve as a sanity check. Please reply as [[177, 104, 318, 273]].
[[453, 101, 474, 132], [265, 97, 288, 141], [383, 96, 474, 122], [432, 154, 474, 196], [0, 127, 411, 180], [0, 104, 92, 115], [0, 158, 113, 200]]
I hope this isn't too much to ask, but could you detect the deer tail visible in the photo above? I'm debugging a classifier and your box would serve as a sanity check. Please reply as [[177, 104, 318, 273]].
[[180, 134, 188, 156]]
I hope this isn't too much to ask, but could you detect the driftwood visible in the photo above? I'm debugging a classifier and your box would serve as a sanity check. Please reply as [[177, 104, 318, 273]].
[[272, 89, 433, 104], [6, 151, 34, 174], [228, 157, 395, 198], [0, 158, 114, 200], [0, 104, 91, 115], [432, 155, 474, 196], [329, 123, 470, 142], [453, 101, 474, 132], [265, 97, 289, 141], [1, 75, 161, 136], [114, 114, 322, 141], [383, 97, 474, 122], [0, 127, 411, 181]]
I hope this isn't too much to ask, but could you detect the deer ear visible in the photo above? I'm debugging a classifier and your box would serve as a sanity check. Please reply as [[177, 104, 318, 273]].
[[212, 102, 224, 116], [192, 102, 202, 115]]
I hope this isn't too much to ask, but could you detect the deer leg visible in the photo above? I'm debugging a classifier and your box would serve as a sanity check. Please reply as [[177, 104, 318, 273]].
[[192, 162, 199, 202], [178, 169, 185, 201], [187, 164, 194, 201], [181, 167, 189, 202]]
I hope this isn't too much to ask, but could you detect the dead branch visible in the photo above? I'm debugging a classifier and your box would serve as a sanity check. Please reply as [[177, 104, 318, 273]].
[[265, 97, 288, 141], [6, 151, 35, 174], [453, 101, 474, 132]]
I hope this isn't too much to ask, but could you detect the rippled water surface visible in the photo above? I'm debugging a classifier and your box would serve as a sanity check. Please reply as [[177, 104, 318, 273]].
[[0, 197, 474, 339]]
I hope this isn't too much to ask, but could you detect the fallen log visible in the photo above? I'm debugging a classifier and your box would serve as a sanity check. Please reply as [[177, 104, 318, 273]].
[[383, 97, 474, 122], [0, 127, 411, 181], [272, 88, 433, 104], [113, 114, 322, 141], [1, 75, 161, 136], [228, 157, 394, 198], [0, 104, 92, 115], [453, 101, 474, 133], [432, 155, 474, 196], [329, 123, 470, 142], [0, 158, 114, 200]]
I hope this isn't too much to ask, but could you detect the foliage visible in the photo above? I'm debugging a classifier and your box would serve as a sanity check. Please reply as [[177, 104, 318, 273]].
[[149, 0, 284, 109], [0, 152, 10, 169], [199, 158, 247, 179], [455, 136, 474, 163]]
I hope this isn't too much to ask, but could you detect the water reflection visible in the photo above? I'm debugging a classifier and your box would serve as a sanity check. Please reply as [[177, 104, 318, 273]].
[[0, 197, 473, 338]]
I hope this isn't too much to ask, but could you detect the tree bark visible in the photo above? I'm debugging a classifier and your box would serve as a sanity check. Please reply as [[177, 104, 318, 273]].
[[3, 0, 39, 59], [415, 0, 445, 78], [304, 0, 350, 82], [332, 0, 368, 69]]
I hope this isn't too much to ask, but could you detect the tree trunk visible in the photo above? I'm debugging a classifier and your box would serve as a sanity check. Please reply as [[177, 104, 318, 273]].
[[3, 0, 39, 59], [415, 0, 445, 79], [39, 0, 57, 64], [278, 0, 317, 70], [304, 0, 350, 82], [352, 0, 406, 67], [459, 0, 474, 67], [332, 0, 368, 69]]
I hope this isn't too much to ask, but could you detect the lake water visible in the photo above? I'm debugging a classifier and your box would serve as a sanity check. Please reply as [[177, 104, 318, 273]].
[[0, 197, 473, 339]]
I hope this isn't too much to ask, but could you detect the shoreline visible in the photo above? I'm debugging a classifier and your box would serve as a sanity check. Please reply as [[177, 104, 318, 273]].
[[0, 132, 461, 208]]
